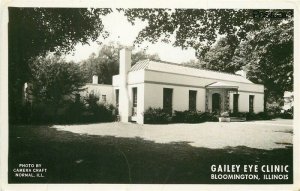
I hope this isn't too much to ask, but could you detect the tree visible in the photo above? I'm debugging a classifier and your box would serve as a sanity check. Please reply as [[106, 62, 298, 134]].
[[80, 42, 160, 84], [122, 9, 292, 57], [237, 20, 293, 101], [122, 9, 293, 103], [28, 55, 85, 112], [9, 8, 112, 122], [198, 35, 241, 73]]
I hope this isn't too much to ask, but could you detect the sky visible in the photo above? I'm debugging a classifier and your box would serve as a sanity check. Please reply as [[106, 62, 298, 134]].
[[65, 10, 196, 63]]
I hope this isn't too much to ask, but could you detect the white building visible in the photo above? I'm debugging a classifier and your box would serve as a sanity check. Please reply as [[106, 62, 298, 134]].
[[86, 48, 264, 124]]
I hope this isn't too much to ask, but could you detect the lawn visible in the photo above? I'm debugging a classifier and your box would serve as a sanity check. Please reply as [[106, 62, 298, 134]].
[[9, 120, 293, 184]]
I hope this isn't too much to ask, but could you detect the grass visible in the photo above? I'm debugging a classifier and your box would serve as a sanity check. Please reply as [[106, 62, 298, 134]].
[[9, 125, 293, 184]]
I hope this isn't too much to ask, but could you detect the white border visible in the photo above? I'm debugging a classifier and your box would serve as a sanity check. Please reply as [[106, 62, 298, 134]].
[[1, 0, 299, 190]]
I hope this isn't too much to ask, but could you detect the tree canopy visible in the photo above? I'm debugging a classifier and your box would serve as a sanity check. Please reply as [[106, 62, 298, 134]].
[[9, 8, 112, 80], [80, 42, 160, 84], [122, 9, 294, 102], [9, 8, 112, 122], [28, 55, 85, 107]]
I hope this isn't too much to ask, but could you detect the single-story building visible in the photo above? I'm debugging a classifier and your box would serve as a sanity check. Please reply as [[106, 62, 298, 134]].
[[85, 48, 264, 124]]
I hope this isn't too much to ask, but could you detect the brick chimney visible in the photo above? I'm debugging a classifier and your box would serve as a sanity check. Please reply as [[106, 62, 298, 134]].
[[119, 47, 132, 122]]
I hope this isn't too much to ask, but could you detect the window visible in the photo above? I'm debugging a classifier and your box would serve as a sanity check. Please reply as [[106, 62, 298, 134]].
[[249, 95, 254, 113], [132, 88, 137, 107], [115, 89, 119, 107], [163, 88, 173, 114], [189, 90, 197, 111], [102, 95, 106, 102], [233, 94, 239, 113], [132, 88, 137, 116]]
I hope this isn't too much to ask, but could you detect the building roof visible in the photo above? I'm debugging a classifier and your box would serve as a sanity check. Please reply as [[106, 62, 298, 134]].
[[130, 59, 253, 84], [206, 82, 239, 89]]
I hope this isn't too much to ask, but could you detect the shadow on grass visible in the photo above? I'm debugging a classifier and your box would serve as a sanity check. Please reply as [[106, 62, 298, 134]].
[[9, 125, 293, 184]]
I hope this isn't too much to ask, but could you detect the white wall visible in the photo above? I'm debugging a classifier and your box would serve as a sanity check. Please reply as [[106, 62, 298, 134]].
[[229, 92, 264, 113], [81, 84, 114, 104], [254, 93, 264, 113], [144, 83, 206, 113]]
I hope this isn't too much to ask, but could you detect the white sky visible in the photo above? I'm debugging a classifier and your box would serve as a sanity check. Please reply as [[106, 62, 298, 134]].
[[65, 10, 196, 63]]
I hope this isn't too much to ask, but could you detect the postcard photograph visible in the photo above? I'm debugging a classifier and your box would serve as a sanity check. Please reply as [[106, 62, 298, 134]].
[[1, 2, 298, 189]]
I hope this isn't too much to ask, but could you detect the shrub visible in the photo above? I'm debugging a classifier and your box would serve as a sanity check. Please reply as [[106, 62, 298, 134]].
[[18, 93, 117, 125], [173, 110, 207, 123], [280, 107, 293, 119], [245, 112, 272, 121], [90, 103, 117, 122], [83, 93, 117, 123], [64, 100, 86, 123], [143, 107, 172, 124], [230, 111, 271, 121], [203, 112, 219, 122], [266, 105, 282, 118]]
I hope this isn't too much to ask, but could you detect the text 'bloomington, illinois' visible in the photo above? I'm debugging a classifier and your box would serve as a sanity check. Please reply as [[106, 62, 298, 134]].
[[210, 164, 290, 180]]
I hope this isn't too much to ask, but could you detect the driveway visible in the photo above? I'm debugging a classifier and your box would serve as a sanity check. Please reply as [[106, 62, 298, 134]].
[[53, 119, 293, 150]]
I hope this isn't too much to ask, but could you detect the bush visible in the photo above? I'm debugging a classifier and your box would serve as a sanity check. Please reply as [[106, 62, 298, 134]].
[[17, 93, 117, 125], [203, 112, 219, 122], [230, 112, 271, 121], [280, 107, 293, 119], [144, 107, 172, 124], [87, 103, 117, 122], [266, 105, 282, 118], [64, 100, 86, 123], [173, 110, 207, 123]]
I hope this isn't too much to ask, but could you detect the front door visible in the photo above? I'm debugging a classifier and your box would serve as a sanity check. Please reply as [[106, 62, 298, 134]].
[[212, 93, 221, 113]]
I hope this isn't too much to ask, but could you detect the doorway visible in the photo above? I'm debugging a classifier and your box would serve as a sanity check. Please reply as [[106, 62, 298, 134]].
[[212, 93, 221, 113]]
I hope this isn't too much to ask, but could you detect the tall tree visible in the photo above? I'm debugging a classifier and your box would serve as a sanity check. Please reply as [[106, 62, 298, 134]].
[[9, 8, 112, 122], [122, 9, 293, 103], [81, 42, 160, 84], [237, 19, 293, 101], [198, 35, 241, 73], [122, 9, 292, 57], [28, 55, 85, 108]]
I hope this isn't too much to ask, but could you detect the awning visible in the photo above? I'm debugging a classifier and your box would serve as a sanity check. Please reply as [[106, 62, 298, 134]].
[[206, 82, 239, 90]]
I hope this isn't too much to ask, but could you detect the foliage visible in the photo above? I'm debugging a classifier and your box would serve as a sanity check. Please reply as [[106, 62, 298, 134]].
[[242, 20, 293, 101], [28, 55, 85, 109], [220, 111, 230, 117], [266, 105, 282, 118], [230, 112, 271, 120], [121, 9, 258, 57], [84, 93, 100, 108], [9, 8, 112, 123], [143, 107, 172, 124], [80, 42, 160, 84], [280, 107, 293, 119], [173, 110, 207, 123], [198, 35, 241, 73], [204, 112, 219, 122], [84, 93, 117, 122], [18, 94, 117, 125], [145, 108, 219, 124], [122, 9, 293, 103]]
